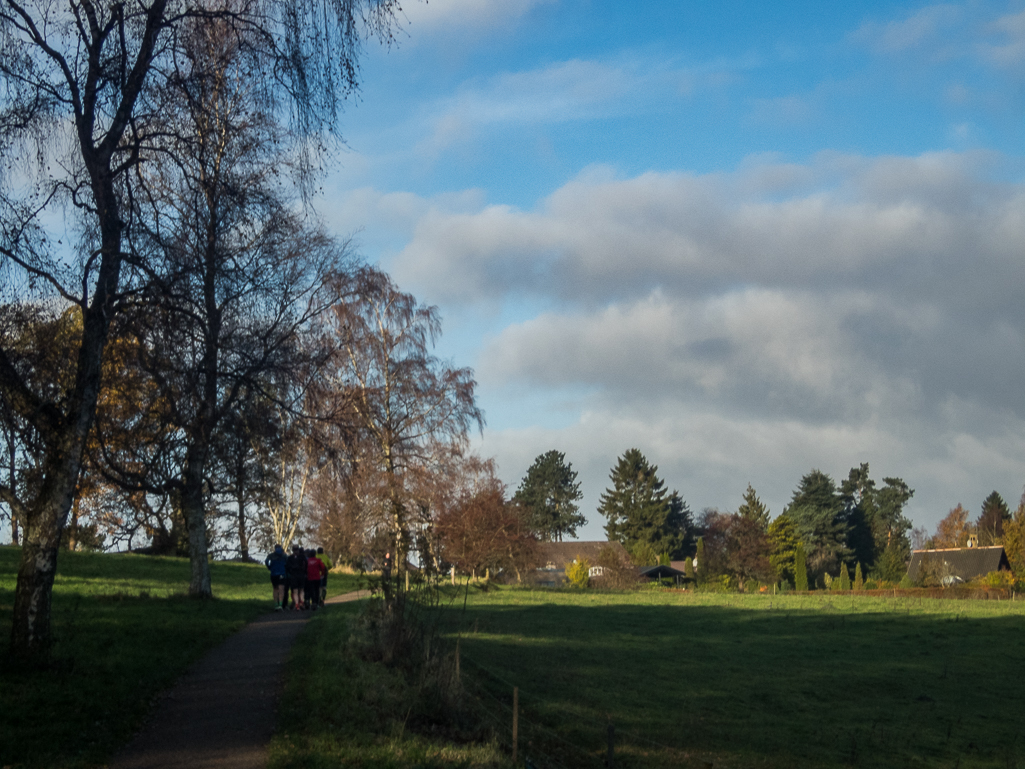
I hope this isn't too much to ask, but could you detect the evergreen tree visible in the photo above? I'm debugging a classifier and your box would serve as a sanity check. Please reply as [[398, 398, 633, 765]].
[[786, 469, 847, 581], [696, 537, 707, 585], [875, 537, 911, 582], [767, 514, 800, 583], [513, 450, 586, 542], [794, 542, 808, 591], [598, 449, 693, 557], [977, 490, 1011, 546], [854, 561, 864, 591], [737, 483, 770, 531], [840, 463, 914, 574], [838, 562, 851, 591]]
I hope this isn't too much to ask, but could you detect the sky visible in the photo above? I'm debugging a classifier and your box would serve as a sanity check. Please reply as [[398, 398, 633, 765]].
[[318, 0, 1025, 541]]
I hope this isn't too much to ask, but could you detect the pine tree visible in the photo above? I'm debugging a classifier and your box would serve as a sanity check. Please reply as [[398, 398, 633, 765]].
[[794, 542, 808, 591], [854, 561, 864, 591], [598, 449, 692, 557], [513, 450, 586, 542], [737, 483, 770, 530]]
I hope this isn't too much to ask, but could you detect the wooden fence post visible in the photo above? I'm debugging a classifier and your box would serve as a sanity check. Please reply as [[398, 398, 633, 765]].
[[455, 639, 460, 684], [512, 686, 519, 764]]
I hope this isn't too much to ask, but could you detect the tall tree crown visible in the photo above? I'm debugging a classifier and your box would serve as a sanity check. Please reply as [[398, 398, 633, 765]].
[[512, 450, 585, 542]]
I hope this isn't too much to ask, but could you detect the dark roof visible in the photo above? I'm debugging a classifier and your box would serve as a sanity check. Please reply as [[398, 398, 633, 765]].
[[637, 564, 690, 580], [537, 541, 630, 570], [906, 546, 1011, 583]]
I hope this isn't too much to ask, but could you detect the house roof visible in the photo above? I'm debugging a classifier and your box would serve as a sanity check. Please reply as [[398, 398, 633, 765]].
[[637, 564, 690, 580], [906, 546, 1011, 583], [537, 541, 630, 569]]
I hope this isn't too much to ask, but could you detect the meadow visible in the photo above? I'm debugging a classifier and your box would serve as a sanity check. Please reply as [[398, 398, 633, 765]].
[[276, 585, 1025, 769], [445, 587, 1025, 768], [0, 544, 362, 769], [3, 547, 1024, 769]]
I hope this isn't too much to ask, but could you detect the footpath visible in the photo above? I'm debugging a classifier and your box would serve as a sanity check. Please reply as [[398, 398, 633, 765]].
[[108, 591, 369, 769]]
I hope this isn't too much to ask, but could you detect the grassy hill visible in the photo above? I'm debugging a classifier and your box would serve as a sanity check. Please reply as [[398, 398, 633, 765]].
[[0, 545, 360, 769]]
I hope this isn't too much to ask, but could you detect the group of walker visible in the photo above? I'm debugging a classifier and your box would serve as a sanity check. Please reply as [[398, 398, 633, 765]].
[[263, 544, 332, 611]]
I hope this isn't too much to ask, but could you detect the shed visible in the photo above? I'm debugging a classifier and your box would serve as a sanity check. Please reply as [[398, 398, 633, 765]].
[[636, 564, 691, 585], [906, 546, 1011, 586]]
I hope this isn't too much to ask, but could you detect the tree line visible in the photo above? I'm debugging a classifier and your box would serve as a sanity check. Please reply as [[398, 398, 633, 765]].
[[0, 0, 410, 658]]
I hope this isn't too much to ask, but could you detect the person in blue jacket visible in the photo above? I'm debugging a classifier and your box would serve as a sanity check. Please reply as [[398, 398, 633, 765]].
[[264, 544, 288, 611]]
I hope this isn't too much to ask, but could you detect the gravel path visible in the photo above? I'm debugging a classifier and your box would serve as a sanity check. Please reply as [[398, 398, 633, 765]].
[[108, 591, 369, 769]]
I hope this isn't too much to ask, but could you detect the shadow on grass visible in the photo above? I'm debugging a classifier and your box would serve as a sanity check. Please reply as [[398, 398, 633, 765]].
[[0, 546, 271, 769], [447, 596, 1025, 769]]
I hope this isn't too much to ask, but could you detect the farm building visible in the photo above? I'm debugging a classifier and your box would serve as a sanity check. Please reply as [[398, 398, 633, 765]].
[[905, 546, 1011, 586], [534, 541, 630, 585]]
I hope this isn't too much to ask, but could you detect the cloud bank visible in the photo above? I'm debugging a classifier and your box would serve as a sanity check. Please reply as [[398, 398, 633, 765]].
[[357, 151, 1025, 531]]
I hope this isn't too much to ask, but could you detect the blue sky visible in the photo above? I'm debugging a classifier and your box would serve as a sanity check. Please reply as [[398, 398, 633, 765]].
[[319, 0, 1025, 540]]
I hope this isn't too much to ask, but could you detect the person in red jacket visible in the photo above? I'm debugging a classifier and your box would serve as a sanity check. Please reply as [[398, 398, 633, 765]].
[[304, 549, 327, 610]]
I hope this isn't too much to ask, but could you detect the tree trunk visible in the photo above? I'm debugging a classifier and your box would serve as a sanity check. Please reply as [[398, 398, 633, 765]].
[[10, 175, 122, 656], [11, 423, 95, 656], [181, 449, 212, 597], [237, 487, 249, 561]]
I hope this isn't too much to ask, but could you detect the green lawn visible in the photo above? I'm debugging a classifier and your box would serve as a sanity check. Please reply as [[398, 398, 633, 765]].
[[0, 544, 363, 769], [444, 587, 1025, 768]]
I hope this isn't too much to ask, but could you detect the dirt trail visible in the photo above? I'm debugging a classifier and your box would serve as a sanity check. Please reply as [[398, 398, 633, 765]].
[[108, 591, 369, 769]]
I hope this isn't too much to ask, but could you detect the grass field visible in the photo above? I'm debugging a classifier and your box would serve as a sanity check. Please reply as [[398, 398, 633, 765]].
[[0, 544, 363, 769], [445, 587, 1025, 768]]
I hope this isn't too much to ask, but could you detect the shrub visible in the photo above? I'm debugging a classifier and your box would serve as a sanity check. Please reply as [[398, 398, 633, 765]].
[[863, 579, 878, 590], [984, 570, 1015, 588], [591, 545, 642, 590], [566, 557, 591, 588]]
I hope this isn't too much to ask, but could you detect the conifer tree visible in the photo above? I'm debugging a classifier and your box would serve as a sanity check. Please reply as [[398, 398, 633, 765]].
[[696, 537, 707, 585], [513, 450, 586, 542], [854, 561, 864, 591], [598, 449, 693, 557], [794, 542, 808, 591], [767, 514, 800, 583], [838, 562, 851, 591], [738, 483, 770, 530]]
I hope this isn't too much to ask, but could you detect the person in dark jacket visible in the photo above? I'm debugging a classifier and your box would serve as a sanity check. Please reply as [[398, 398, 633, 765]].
[[264, 544, 288, 611], [285, 545, 308, 610]]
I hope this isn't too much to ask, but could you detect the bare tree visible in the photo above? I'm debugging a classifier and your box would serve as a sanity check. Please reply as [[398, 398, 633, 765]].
[[325, 268, 484, 595], [0, 0, 399, 657]]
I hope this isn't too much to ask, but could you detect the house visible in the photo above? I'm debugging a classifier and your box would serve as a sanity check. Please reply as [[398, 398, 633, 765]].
[[905, 546, 1011, 586], [534, 541, 630, 586]]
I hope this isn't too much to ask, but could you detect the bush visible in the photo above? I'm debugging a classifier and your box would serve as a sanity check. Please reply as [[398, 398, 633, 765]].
[[984, 570, 1015, 588], [591, 546, 642, 590], [566, 558, 591, 588], [863, 579, 878, 590]]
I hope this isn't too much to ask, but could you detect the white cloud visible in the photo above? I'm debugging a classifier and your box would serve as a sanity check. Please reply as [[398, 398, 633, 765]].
[[398, 0, 551, 34], [382, 151, 1025, 531], [980, 9, 1025, 67], [851, 4, 961, 55]]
